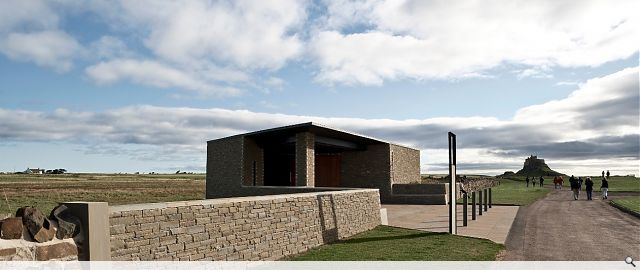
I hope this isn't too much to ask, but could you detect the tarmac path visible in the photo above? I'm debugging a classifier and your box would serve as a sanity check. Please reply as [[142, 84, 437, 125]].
[[504, 188, 640, 260]]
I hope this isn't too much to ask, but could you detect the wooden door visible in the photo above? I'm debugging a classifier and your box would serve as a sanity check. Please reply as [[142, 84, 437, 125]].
[[315, 154, 341, 187]]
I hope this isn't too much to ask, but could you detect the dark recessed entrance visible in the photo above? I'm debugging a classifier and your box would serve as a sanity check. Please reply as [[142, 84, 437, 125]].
[[315, 153, 341, 187]]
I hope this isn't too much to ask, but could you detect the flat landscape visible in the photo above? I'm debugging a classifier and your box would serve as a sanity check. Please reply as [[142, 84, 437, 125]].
[[0, 173, 205, 216]]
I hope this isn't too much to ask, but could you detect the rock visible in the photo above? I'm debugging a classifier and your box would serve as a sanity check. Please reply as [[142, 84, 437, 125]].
[[32, 219, 55, 243], [17, 207, 55, 242], [0, 247, 17, 257], [35, 242, 78, 261], [0, 217, 23, 239], [49, 205, 81, 239], [17, 207, 45, 237]]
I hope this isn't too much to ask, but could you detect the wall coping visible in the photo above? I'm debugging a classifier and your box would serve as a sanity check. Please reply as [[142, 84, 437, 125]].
[[110, 188, 380, 213]]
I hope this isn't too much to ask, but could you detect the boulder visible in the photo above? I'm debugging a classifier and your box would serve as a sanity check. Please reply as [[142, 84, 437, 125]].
[[0, 217, 23, 239], [16, 207, 54, 242], [49, 205, 81, 239]]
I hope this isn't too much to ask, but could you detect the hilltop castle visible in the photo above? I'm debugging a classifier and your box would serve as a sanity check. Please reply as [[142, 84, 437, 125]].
[[515, 155, 563, 176]]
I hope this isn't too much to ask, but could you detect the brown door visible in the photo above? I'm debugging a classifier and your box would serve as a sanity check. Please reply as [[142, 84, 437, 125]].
[[315, 154, 341, 187]]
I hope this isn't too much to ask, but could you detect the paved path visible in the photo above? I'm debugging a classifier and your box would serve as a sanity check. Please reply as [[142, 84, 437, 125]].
[[383, 204, 519, 244], [504, 189, 640, 260]]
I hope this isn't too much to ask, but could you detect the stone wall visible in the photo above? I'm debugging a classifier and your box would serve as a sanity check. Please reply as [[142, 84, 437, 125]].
[[108, 189, 381, 261], [206, 136, 244, 198], [341, 144, 392, 198], [390, 144, 421, 184], [0, 239, 77, 261]]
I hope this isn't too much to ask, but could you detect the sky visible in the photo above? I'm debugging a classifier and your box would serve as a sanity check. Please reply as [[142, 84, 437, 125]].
[[0, 0, 638, 176]]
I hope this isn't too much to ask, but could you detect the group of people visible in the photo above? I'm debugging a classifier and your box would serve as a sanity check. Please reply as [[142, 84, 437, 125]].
[[568, 170, 610, 201], [553, 176, 564, 189], [525, 176, 545, 187]]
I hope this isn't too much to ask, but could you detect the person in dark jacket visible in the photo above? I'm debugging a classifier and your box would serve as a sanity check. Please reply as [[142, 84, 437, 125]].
[[526, 176, 530, 187], [601, 177, 609, 199], [570, 176, 580, 200], [539, 176, 544, 187], [585, 177, 594, 200]]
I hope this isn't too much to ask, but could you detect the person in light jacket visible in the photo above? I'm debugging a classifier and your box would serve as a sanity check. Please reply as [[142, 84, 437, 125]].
[[601, 177, 609, 200]]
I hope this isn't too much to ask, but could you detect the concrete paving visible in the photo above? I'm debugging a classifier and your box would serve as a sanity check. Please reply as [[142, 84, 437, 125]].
[[382, 204, 519, 244], [504, 190, 640, 260]]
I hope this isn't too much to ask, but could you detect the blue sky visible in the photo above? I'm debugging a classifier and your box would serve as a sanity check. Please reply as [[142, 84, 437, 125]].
[[0, 0, 638, 175]]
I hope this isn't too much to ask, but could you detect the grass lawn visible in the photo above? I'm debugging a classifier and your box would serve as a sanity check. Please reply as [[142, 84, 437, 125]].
[[0, 173, 205, 216], [612, 197, 640, 213], [470, 178, 550, 206], [289, 225, 503, 261], [594, 176, 640, 192]]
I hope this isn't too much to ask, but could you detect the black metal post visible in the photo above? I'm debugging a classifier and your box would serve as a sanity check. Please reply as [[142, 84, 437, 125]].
[[472, 191, 476, 220], [448, 132, 457, 234], [478, 189, 483, 216], [463, 195, 468, 226], [489, 188, 492, 208], [484, 188, 488, 211]]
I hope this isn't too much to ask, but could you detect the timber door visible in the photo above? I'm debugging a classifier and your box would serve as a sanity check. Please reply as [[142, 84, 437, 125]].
[[315, 154, 341, 187]]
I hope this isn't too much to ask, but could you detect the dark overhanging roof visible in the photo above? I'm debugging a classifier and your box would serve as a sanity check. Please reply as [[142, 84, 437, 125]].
[[209, 122, 411, 150]]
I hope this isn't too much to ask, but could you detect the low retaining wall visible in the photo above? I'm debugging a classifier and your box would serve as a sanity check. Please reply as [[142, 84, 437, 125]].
[[108, 189, 381, 260]]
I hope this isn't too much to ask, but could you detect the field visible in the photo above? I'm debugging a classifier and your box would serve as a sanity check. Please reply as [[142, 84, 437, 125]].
[[0, 173, 205, 216], [612, 197, 640, 213], [490, 178, 552, 205], [289, 225, 503, 261]]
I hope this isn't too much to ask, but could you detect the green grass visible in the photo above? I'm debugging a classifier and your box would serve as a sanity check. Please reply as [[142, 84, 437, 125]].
[[288, 225, 503, 261], [612, 197, 640, 213], [489, 178, 551, 205], [0, 173, 205, 216], [595, 176, 640, 192]]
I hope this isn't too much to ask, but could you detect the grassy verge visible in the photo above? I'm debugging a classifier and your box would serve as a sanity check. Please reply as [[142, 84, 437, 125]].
[[489, 178, 551, 205], [289, 225, 503, 261], [611, 197, 640, 213], [0, 173, 205, 216]]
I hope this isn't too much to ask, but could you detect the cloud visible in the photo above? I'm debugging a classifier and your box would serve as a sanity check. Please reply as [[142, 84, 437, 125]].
[[92, 0, 306, 70], [1, 67, 637, 175], [311, 0, 640, 85], [0, 30, 80, 72], [85, 59, 242, 96]]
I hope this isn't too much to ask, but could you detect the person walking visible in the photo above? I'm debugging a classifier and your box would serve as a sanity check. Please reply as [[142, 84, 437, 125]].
[[570, 176, 580, 200], [532, 177, 537, 187], [559, 176, 564, 189], [606, 170, 610, 178], [539, 176, 544, 187], [526, 176, 530, 187], [601, 177, 609, 200], [585, 177, 594, 200], [602, 171, 605, 179], [578, 177, 583, 191]]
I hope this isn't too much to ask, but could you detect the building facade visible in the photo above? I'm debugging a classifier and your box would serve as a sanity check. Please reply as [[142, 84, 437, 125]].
[[207, 123, 448, 204]]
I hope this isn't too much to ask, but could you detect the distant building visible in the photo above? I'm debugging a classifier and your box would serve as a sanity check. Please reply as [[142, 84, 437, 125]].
[[24, 168, 45, 174]]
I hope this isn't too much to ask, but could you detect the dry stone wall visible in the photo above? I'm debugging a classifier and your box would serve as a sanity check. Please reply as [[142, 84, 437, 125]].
[[109, 189, 381, 261]]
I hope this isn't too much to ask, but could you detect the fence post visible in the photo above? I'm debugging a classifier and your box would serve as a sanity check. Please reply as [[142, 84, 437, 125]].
[[489, 188, 492, 208], [472, 191, 476, 220], [478, 190, 483, 216], [463, 195, 468, 226], [484, 189, 488, 212]]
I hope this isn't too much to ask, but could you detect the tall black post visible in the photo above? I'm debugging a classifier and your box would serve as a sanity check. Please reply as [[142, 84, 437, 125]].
[[448, 132, 457, 234], [489, 188, 492, 208], [484, 188, 488, 211], [472, 191, 476, 220], [463, 195, 468, 226], [478, 189, 483, 216]]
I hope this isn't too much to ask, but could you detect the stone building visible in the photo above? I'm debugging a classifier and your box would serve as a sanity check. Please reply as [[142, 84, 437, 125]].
[[206, 122, 444, 204]]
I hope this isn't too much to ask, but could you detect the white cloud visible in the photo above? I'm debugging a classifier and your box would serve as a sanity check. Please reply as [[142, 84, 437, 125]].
[[85, 59, 242, 96], [93, 0, 306, 70], [312, 0, 640, 85], [0, 1, 59, 33], [0, 30, 80, 72], [1, 67, 638, 175]]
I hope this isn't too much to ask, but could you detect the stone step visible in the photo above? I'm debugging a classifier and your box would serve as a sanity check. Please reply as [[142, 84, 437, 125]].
[[384, 194, 448, 205]]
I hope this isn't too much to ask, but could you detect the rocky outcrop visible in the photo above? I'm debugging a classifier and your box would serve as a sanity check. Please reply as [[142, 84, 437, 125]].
[[49, 205, 80, 239], [515, 155, 564, 176]]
